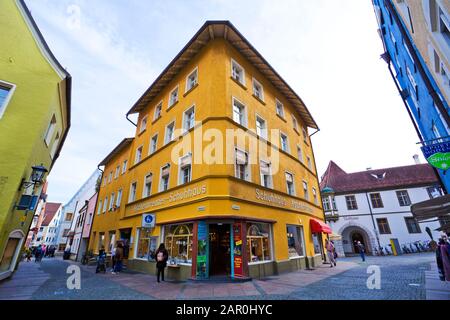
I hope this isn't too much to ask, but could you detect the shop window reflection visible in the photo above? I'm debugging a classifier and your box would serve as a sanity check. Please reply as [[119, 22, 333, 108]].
[[246, 223, 272, 263], [164, 224, 193, 264]]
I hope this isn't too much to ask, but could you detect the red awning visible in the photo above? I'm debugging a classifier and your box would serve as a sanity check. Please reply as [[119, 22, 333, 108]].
[[310, 219, 332, 234]]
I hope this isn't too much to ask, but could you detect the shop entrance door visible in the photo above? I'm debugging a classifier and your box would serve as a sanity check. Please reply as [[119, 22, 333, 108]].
[[209, 224, 231, 276]]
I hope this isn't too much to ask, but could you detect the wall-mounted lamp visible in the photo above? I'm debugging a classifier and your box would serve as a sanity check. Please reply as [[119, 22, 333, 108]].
[[19, 164, 48, 190]]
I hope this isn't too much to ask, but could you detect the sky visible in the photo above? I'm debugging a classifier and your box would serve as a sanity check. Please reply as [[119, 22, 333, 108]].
[[25, 0, 425, 204]]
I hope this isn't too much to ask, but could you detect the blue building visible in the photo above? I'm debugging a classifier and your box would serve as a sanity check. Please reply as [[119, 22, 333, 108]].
[[372, 0, 450, 194]]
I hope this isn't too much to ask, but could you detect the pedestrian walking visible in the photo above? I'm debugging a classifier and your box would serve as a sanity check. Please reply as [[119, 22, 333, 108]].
[[96, 247, 107, 274], [357, 241, 366, 262], [111, 243, 117, 272], [25, 248, 32, 262], [112, 242, 124, 274], [438, 237, 450, 282], [325, 239, 336, 267], [155, 243, 169, 282], [34, 245, 42, 263]]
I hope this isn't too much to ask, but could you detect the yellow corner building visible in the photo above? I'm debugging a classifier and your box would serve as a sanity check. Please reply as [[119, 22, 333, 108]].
[[0, 0, 71, 280], [90, 21, 329, 280]]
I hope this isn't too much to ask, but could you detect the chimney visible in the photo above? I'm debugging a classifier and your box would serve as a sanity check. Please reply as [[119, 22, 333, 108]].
[[413, 154, 420, 165]]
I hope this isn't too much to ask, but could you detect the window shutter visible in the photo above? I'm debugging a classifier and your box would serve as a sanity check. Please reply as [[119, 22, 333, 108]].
[[180, 154, 192, 167], [236, 149, 248, 165], [260, 161, 271, 175], [145, 174, 153, 184], [285, 173, 293, 183], [161, 165, 170, 176]]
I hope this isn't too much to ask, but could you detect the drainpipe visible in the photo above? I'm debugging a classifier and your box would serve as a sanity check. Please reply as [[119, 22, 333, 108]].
[[364, 192, 381, 252], [126, 113, 137, 127]]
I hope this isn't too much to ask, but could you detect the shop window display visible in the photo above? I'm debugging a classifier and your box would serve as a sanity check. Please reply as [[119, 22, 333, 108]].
[[136, 228, 157, 261], [287, 225, 305, 257], [164, 224, 193, 264], [246, 223, 272, 263]]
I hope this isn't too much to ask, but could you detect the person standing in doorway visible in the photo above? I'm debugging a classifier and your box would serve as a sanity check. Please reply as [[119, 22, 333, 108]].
[[112, 242, 124, 274], [155, 243, 168, 282], [438, 237, 450, 282], [325, 239, 336, 267], [357, 241, 366, 262]]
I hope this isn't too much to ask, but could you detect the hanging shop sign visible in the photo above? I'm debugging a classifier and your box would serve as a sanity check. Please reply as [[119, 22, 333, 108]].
[[421, 141, 450, 170], [233, 223, 244, 277], [142, 214, 155, 228], [196, 221, 208, 279]]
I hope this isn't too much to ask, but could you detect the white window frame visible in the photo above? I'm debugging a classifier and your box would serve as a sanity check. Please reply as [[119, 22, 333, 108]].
[[139, 115, 148, 134], [135, 146, 143, 164], [297, 145, 303, 163], [307, 156, 312, 170], [232, 97, 247, 127], [185, 67, 198, 93], [114, 165, 120, 179], [280, 132, 290, 153], [108, 172, 112, 183], [231, 58, 245, 86], [275, 99, 285, 118], [255, 114, 268, 139], [182, 105, 195, 132], [97, 200, 102, 215], [291, 114, 298, 131], [122, 160, 128, 174], [102, 197, 108, 213], [129, 182, 137, 203], [116, 189, 122, 207], [285, 171, 296, 196], [164, 120, 176, 145], [0, 80, 16, 119], [312, 188, 318, 205], [150, 133, 158, 154], [259, 160, 273, 189], [178, 153, 193, 185], [143, 173, 153, 198], [252, 78, 264, 101], [159, 164, 171, 192], [109, 193, 115, 211], [234, 147, 251, 182], [303, 180, 309, 200], [168, 85, 179, 108], [49, 131, 60, 159], [44, 114, 57, 147], [153, 101, 163, 120]]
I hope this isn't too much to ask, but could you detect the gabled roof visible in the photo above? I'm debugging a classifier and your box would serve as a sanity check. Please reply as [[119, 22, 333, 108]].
[[42, 202, 61, 226], [126, 21, 318, 129], [99, 138, 134, 167], [320, 161, 440, 194]]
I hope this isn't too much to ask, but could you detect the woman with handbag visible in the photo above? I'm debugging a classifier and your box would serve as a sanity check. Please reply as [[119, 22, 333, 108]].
[[325, 239, 336, 267]]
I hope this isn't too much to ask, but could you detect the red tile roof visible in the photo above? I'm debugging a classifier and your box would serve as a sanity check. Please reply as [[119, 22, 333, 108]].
[[320, 161, 440, 194], [41, 202, 62, 226]]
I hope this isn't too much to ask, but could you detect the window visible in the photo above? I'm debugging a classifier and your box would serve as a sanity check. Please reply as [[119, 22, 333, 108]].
[[44, 115, 57, 146], [114, 166, 120, 179], [292, 115, 298, 131], [260, 160, 273, 188], [165, 121, 175, 145], [235, 149, 250, 181], [376, 218, 391, 234], [107, 171, 113, 183], [306, 156, 312, 170], [247, 223, 272, 263], [396, 190, 411, 206], [183, 106, 195, 132], [405, 217, 421, 234], [406, 66, 419, 100], [297, 145, 303, 162], [438, 7, 450, 46], [231, 59, 245, 85], [280, 133, 289, 152], [186, 68, 198, 92], [370, 193, 384, 208], [116, 189, 122, 207], [345, 195, 358, 210], [302, 127, 308, 143], [154, 102, 162, 120], [150, 134, 158, 154], [160, 164, 170, 192], [256, 115, 267, 139], [122, 160, 128, 174], [312, 188, 318, 205], [169, 86, 179, 107], [109, 193, 115, 211], [179, 154, 192, 185], [252, 78, 264, 101], [98, 233, 105, 251], [427, 186, 442, 199], [303, 181, 309, 200], [143, 174, 152, 198], [164, 224, 193, 264], [285, 172, 295, 196], [136, 228, 158, 260], [0, 82, 15, 118], [50, 132, 60, 159], [129, 182, 137, 203], [232, 98, 246, 126], [139, 116, 147, 134], [323, 197, 331, 211], [275, 99, 284, 118], [135, 146, 143, 164], [102, 197, 108, 213]]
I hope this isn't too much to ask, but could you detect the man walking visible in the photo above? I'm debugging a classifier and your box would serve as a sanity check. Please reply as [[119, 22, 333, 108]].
[[357, 241, 366, 262]]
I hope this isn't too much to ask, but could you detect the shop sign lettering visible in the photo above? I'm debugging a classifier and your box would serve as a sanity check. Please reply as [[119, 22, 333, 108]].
[[255, 189, 314, 213]]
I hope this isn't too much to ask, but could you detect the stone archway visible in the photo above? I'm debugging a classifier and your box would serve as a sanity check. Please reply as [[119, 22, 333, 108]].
[[338, 222, 376, 256]]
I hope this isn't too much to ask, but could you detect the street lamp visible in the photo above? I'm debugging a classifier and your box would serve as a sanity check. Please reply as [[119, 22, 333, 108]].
[[19, 164, 48, 190]]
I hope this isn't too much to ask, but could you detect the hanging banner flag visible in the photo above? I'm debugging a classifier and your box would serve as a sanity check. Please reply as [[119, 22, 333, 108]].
[[233, 222, 244, 277], [421, 141, 450, 170], [196, 221, 208, 279]]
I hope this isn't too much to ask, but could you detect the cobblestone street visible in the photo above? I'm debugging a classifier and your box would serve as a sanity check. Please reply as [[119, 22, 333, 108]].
[[0, 252, 445, 300]]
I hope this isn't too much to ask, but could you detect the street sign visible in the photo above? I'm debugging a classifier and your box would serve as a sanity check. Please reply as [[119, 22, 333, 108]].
[[142, 213, 155, 228], [421, 141, 450, 171]]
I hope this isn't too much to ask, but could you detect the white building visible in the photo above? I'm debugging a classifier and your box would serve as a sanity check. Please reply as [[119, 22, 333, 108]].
[[54, 170, 101, 259], [320, 161, 445, 256], [33, 202, 62, 248]]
